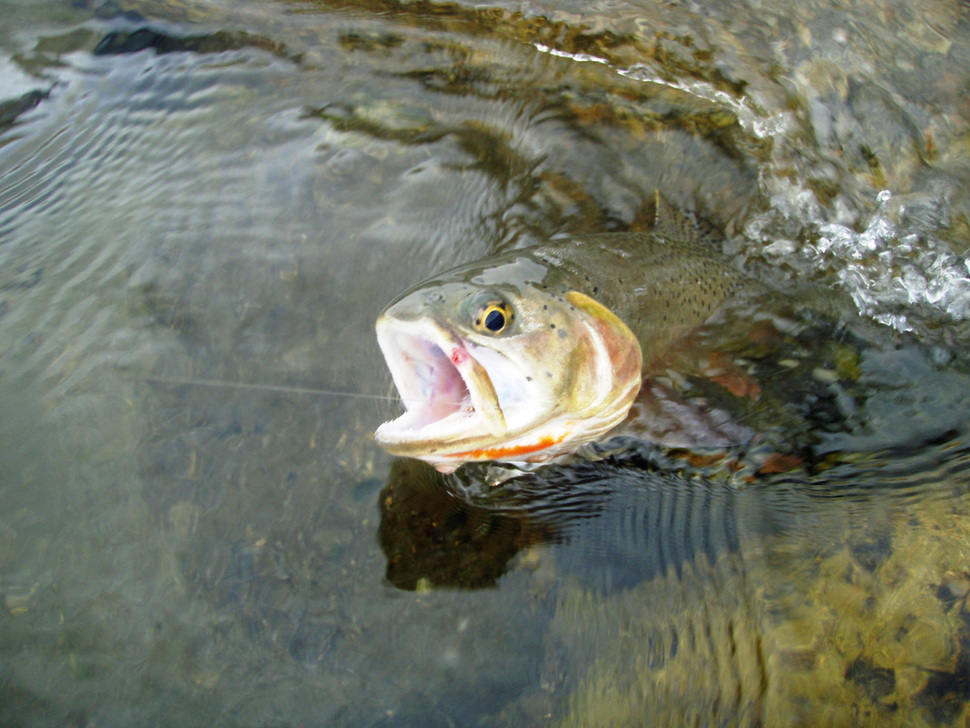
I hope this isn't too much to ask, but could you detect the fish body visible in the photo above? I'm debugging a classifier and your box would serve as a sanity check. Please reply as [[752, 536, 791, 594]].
[[375, 197, 742, 473]]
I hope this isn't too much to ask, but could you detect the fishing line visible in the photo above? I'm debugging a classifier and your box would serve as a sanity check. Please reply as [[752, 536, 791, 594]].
[[143, 376, 463, 406]]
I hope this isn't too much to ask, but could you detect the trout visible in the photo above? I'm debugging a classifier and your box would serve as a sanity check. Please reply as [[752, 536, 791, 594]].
[[375, 195, 743, 473]]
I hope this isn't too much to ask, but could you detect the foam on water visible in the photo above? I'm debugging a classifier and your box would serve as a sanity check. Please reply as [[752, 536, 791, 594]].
[[744, 182, 970, 336], [535, 37, 970, 339]]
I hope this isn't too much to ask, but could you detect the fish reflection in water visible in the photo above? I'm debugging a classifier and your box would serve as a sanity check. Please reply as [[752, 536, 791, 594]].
[[379, 449, 742, 593]]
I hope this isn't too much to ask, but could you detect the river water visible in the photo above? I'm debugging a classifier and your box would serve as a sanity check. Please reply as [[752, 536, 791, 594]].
[[2, 0, 970, 726]]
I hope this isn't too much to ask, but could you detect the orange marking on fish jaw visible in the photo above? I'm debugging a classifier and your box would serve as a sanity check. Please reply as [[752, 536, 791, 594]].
[[445, 432, 568, 463]]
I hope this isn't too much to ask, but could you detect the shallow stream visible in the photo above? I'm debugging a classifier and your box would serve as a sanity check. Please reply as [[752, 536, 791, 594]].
[[3, 1, 970, 726]]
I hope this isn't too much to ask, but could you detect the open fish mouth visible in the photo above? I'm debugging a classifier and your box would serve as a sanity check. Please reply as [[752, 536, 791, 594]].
[[374, 318, 512, 451]]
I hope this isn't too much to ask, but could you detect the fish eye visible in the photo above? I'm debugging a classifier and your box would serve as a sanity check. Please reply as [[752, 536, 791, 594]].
[[474, 300, 513, 335]]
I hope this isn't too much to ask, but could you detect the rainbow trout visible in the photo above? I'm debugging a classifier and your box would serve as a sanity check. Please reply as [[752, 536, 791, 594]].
[[375, 195, 743, 473]]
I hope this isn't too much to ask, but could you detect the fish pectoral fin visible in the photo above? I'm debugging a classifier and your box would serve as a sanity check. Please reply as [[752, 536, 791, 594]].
[[621, 380, 755, 449]]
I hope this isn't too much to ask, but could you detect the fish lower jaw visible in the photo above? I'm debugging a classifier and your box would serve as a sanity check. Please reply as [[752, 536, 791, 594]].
[[378, 374, 641, 474], [392, 414, 622, 472], [374, 402, 516, 453], [443, 388, 642, 469], [378, 376, 642, 468], [377, 408, 474, 443]]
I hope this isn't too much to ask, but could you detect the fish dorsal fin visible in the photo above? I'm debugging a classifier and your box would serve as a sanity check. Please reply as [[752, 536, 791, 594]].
[[651, 191, 722, 248]]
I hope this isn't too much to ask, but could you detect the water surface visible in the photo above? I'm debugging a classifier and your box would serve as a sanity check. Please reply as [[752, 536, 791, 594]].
[[2, 0, 970, 726]]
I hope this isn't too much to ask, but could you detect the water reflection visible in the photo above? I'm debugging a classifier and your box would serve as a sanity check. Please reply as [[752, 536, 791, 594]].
[[380, 452, 741, 592], [379, 459, 556, 590]]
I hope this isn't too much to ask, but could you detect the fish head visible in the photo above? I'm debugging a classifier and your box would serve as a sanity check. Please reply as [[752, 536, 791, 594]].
[[375, 256, 642, 472]]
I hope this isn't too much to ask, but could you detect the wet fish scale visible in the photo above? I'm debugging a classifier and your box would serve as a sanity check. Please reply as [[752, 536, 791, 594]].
[[531, 230, 741, 363]]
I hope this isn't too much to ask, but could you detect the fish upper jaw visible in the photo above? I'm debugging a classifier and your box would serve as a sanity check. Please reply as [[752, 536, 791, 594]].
[[374, 316, 543, 455]]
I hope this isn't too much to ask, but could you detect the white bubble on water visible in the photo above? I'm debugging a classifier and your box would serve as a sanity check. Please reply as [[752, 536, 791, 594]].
[[745, 184, 970, 336]]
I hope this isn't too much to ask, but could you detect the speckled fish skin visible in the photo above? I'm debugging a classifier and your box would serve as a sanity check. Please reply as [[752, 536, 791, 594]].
[[375, 195, 743, 472]]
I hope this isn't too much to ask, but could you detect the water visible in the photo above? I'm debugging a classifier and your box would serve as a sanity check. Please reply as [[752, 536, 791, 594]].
[[1, 0, 970, 726]]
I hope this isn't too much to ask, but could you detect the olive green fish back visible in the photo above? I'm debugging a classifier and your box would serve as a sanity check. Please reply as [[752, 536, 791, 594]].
[[531, 196, 742, 364]]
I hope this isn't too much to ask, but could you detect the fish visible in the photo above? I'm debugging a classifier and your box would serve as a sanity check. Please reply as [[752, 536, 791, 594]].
[[374, 194, 744, 473]]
